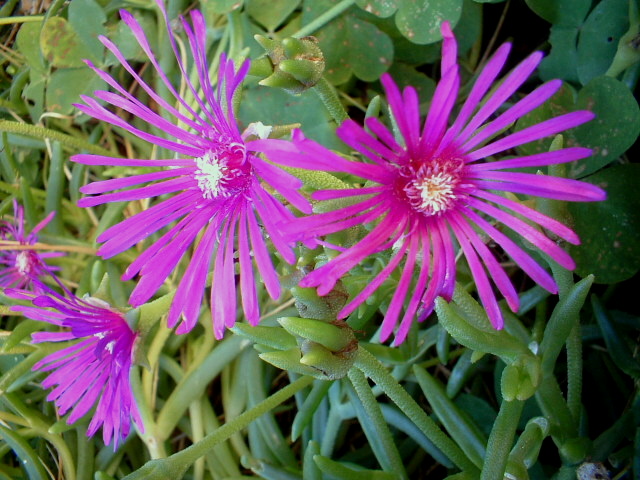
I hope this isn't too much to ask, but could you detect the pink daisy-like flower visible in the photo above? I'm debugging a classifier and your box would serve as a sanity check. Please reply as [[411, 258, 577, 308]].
[[72, 3, 310, 337], [262, 23, 606, 345], [6, 286, 142, 449], [0, 200, 62, 291]]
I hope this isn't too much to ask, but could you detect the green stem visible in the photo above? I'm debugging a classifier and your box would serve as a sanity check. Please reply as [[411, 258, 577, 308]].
[[122, 376, 314, 480], [313, 77, 349, 125], [355, 347, 478, 474], [565, 324, 583, 424], [291, 0, 355, 37], [0, 16, 44, 25], [131, 367, 167, 459], [0, 121, 113, 157], [481, 399, 524, 480]]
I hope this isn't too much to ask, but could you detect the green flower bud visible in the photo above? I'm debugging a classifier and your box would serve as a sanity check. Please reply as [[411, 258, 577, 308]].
[[291, 283, 348, 320], [253, 35, 325, 94], [501, 355, 541, 401], [300, 339, 357, 380]]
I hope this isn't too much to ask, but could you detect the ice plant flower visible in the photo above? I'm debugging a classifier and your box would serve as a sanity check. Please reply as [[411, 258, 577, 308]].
[[271, 23, 606, 345], [6, 286, 142, 449], [72, 3, 310, 337], [0, 200, 62, 291]]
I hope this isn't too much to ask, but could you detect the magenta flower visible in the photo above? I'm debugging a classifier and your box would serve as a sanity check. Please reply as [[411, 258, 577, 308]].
[[72, 3, 310, 337], [6, 286, 142, 449], [266, 23, 606, 345], [0, 200, 62, 291]]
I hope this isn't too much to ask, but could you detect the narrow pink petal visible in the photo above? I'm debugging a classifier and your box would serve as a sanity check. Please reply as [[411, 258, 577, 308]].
[[460, 207, 557, 293], [471, 189, 579, 244], [247, 209, 280, 299], [394, 227, 432, 345], [447, 217, 504, 329], [80, 168, 192, 195], [467, 196, 576, 269], [472, 173, 606, 202], [461, 80, 562, 152], [457, 51, 544, 145], [337, 119, 401, 167], [78, 177, 193, 208], [467, 111, 595, 161], [72, 154, 193, 168], [440, 42, 512, 147], [450, 212, 519, 312], [338, 239, 410, 319], [238, 208, 259, 325], [170, 222, 217, 332], [468, 147, 592, 172], [364, 117, 404, 153], [380, 234, 419, 342]]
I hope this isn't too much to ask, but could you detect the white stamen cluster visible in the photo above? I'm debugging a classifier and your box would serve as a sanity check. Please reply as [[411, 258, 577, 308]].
[[15, 251, 31, 275], [194, 151, 228, 199], [404, 161, 463, 216], [194, 143, 246, 200]]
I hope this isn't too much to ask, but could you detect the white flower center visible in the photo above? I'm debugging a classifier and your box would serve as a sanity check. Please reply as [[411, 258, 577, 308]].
[[105, 341, 115, 354], [193, 143, 246, 199], [404, 160, 464, 217], [15, 251, 31, 275], [414, 171, 457, 214]]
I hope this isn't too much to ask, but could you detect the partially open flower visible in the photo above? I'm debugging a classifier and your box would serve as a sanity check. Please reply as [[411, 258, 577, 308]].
[[7, 286, 142, 449]]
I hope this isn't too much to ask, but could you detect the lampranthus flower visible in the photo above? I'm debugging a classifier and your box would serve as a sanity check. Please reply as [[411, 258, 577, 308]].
[[72, 2, 310, 337], [6, 286, 142, 449], [0, 200, 62, 291], [268, 23, 606, 345]]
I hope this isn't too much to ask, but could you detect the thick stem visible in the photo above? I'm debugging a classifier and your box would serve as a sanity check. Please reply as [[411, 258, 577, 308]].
[[313, 77, 349, 125]]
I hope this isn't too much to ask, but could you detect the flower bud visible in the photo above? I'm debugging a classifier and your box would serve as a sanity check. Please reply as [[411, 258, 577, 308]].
[[253, 35, 325, 94]]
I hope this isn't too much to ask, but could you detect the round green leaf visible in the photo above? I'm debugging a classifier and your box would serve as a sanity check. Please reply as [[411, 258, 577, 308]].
[[16, 22, 45, 74], [576, 0, 629, 84], [238, 85, 345, 151], [515, 77, 639, 178], [68, 0, 106, 62], [568, 164, 640, 284], [571, 76, 640, 177], [355, 0, 398, 17], [40, 17, 95, 68], [395, 0, 462, 45], [525, 0, 592, 24], [46, 67, 105, 115]]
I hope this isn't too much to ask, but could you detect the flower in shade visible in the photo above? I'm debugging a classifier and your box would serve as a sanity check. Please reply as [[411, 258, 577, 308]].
[[269, 22, 606, 345], [72, 2, 310, 337], [6, 286, 142, 449], [0, 200, 62, 291]]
